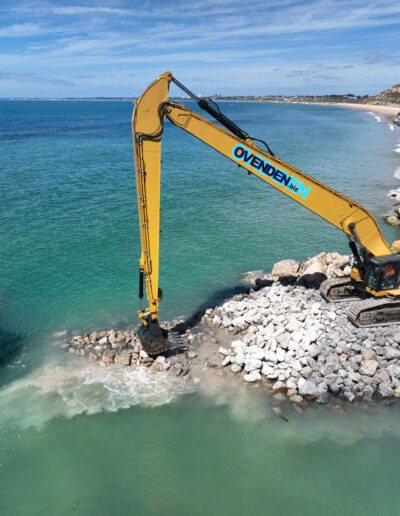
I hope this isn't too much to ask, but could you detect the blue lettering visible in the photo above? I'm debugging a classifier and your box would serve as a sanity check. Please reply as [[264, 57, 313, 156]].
[[233, 145, 245, 159], [273, 170, 290, 186], [243, 151, 254, 164], [298, 184, 311, 199], [261, 162, 275, 176], [232, 144, 311, 199]]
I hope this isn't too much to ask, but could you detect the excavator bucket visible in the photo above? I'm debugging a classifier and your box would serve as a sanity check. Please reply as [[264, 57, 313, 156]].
[[138, 321, 171, 355], [138, 320, 184, 356]]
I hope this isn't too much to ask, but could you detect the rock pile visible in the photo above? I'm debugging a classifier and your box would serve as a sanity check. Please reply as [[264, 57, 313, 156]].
[[64, 251, 400, 407], [63, 328, 191, 378], [204, 252, 400, 404], [383, 204, 400, 227]]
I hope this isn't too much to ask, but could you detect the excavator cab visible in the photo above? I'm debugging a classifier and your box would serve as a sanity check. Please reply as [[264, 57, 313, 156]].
[[366, 255, 400, 292]]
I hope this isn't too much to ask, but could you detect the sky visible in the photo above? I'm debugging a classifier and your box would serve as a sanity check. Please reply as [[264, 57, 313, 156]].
[[0, 0, 399, 98]]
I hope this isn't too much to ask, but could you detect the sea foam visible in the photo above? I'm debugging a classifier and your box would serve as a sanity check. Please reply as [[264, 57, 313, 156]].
[[0, 357, 192, 429]]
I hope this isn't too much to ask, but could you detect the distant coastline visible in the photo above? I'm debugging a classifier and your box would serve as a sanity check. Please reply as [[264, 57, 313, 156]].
[[2, 94, 399, 123]]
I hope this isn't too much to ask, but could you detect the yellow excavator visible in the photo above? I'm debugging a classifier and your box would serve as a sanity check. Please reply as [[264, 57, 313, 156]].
[[132, 71, 400, 355]]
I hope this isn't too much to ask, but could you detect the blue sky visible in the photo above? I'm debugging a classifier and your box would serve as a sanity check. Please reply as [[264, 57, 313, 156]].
[[0, 0, 399, 97]]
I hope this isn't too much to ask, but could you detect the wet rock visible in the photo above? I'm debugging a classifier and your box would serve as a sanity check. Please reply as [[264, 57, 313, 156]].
[[243, 371, 262, 382], [218, 346, 230, 356], [102, 350, 115, 365], [383, 215, 400, 227], [153, 356, 168, 372], [172, 364, 183, 376], [88, 352, 98, 362], [114, 353, 131, 366], [231, 353, 245, 368], [298, 378, 317, 398], [343, 390, 355, 403], [289, 394, 304, 405], [271, 380, 286, 393], [316, 383, 329, 404], [378, 382, 394, 398], [244, 358, 263, 372], [217, 354, 229, 367]]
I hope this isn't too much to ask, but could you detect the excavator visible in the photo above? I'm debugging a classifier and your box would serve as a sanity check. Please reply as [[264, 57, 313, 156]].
[[132, 71, 400, 355]]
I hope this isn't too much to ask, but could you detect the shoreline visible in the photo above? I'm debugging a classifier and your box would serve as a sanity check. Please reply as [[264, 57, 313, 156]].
[[331, 102, 400, 121]]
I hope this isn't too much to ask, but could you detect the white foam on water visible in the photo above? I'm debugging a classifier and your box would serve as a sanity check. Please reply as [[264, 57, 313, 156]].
[[394, 167, 400, 180], [0, 357, 192, 429], [389, 124, 395, 131], [387, 187, 400, 198], [366, 111, 385, 124]]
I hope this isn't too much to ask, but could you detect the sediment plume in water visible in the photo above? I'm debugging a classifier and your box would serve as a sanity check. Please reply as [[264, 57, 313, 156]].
[[0, 354, 191, 430]]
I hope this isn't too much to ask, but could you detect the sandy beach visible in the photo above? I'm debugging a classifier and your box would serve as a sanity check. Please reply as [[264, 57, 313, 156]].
[[333, 102, 400, 119]]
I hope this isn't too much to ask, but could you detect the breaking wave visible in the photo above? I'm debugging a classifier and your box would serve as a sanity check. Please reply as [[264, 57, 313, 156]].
[[367, 112, 385, 124]]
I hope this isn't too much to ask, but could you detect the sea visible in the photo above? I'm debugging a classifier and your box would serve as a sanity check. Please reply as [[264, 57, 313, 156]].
[[1, 99, 400, 515]]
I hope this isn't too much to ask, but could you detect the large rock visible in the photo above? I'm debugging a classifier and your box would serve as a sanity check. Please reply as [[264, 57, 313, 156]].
[[102, 350, 115, 365], [383, 215, 400, 227], [231, 353, 245, 367], [114, 353, 131, 366], [360, 360, 379, 376], [384, 347, 400, 360], [243, 371, 261, 382], [271, 259, 299, 278], [261, 363, 276, 376], [246, 345, 265, 360], [242, 270, 264, 283], [298, 259, 327, 287], [378, 382, 394, 398], [244, 358, 263, 372], [298, 378, 317, 398], [316, 383, 329, 404]]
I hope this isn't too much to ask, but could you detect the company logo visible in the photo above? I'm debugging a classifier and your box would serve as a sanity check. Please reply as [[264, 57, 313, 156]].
[[232, 144, 311, 199]]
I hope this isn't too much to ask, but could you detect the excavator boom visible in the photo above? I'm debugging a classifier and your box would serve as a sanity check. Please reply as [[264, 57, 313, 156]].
[[132, 72, 400, 354]]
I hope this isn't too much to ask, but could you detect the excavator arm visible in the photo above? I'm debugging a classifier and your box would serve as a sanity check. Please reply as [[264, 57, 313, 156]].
[[132, 72, 399, 353]]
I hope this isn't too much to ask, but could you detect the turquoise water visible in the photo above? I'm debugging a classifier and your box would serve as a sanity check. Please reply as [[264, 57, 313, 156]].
[[1, 100, 400, 514]]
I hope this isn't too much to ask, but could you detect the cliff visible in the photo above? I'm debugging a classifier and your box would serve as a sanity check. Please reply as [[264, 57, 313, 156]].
[[368, 84, 400, 106]]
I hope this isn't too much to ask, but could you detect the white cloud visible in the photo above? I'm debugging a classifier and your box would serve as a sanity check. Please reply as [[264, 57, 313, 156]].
[[0, 23, 44, 37], [52, 6, 131, 16]]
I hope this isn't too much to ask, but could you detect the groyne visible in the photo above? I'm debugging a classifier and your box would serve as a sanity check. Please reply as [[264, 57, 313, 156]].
[[63, 252, 400, 409]]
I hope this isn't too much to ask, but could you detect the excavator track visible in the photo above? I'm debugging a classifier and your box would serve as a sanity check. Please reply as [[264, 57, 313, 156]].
[[347, 298, 400, 327], [320, 277, 359, 302]]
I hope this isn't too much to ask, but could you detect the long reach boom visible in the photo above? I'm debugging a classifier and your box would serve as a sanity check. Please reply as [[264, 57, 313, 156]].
[[132, 72, 400, 354]]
